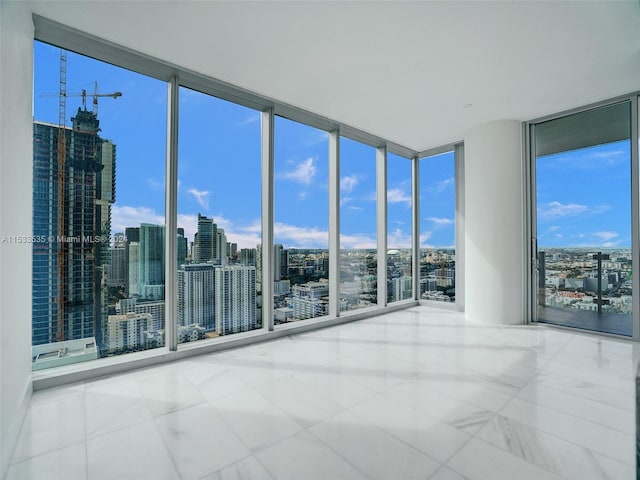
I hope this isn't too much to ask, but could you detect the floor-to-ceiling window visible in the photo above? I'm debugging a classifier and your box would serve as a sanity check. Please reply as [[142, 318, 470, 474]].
[[339, 137, 378, 312], [31, 27, 436, 375], [387, 153, 413, 303], [32, 41, 167, 368], [176, 88, 262, 343], [273, 117, 330, 324], [419, 151, 456, 303], [532, 101, 634, 336]]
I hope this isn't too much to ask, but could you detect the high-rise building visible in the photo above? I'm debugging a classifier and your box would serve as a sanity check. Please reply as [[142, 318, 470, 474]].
[[274, 244, 283, 281], [108, 244, 128, 288], [125, 227, 139, 243], [228, 242, 237, 262], [116, 297, 165, 331], [128, 241, 139, 296], [105, 312, 153, 353], [216, 228, 227, 265], [32, 108, 115, 347], [194, 214, 216, 263], [177, 263, 216, 331], [138, 223, 164, 299], [215, 265, 257, 335], [390, 276, 413, 302], [240, 248, 256, 267], [291, 281, 329, 320], [177, 230, 187, 268]]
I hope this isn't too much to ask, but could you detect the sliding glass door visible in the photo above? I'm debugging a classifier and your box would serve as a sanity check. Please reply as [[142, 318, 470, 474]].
[[531, 100, 635, 337]]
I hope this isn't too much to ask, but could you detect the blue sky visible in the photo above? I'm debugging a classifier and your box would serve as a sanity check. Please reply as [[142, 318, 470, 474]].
[[536, 140, 631, 248], [420, 152, 455, 248], [34, 41, 455, 250]]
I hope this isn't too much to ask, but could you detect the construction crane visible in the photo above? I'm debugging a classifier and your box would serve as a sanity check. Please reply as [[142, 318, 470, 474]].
[[42, 81, 122, 116], [55, 48, 67, 343], [50, 52, 122, 343], [79, 82, 122, 116]]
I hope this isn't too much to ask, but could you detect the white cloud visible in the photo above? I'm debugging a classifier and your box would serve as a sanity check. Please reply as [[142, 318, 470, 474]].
[[237, 114, 259, 127], [427, 177, 454, 193], [147, 177, 164, 190], [303, 130, 329, 148], [387, 188, 411, 206], [176, 214, 198, 244], [340, 175, 360, 193], [420, 231, 433, 247], [593, 231, 618, 242], [427, 217, 454, 226], [187, 188, 210, 210], [275, 222, 328, 248], [547, 225, 561, 233], [591, 204, 611, 215], [281, 157, 316, 186], [387, 228, 412, 249], [340, 233, 376, 249], [111, 205, 164, 234], [538, 201, 588, 220], [588, 149, 626, 161]]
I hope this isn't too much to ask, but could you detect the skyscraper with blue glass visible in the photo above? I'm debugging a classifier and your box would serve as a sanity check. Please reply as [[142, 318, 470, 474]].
[[32, 108, 115, 349]]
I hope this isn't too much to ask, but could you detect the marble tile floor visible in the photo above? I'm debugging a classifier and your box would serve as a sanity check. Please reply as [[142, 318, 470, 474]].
[[7, 306, 640, 480]]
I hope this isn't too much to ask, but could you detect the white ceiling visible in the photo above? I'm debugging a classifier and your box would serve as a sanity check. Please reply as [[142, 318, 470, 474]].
[[28, 1, 640, 152]]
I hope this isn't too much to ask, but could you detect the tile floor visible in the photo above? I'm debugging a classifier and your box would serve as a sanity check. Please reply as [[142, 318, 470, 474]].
[[7, 306, 640, 480]]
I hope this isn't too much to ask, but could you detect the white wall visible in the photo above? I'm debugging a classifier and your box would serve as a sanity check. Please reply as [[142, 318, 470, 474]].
[[0, 3, 34, 477], [464, 120, 524, 325]]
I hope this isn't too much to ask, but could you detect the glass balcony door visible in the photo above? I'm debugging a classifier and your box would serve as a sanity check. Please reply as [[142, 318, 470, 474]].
[[532, 101, 635, 337]]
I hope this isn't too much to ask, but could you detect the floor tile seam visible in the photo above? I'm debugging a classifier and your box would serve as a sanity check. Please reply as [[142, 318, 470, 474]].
[[10, 391, 88, 465], [450, 360, 536, 394], [30, 388, 86, 407], [8, 437, 87, 468], [148, 410, 187, 480], [403, 376, 508, 414], [192, 451, 256, 480], [540, 358, 637, 386], [194, 374, 256, 405], [529, 333, 574, 374], [441, 436, 575, 480], [493, 398, 635, 468], [343, 401, 468, 468], [502, 394, 635, 440], [206, 386, 306, 455], [524, 375, 634, 413], [417, 365, 525, 403], [473, 411, 636, 476], [376, 380, 499, 432], [82, 389, 90, 479], [8, 389, 70, 466], [558, 351, 640, 371], [204, 453, 277, 480], [83, 432, 89, 480], [510, 331, 627, 413], [84, 412, 155, 442], [543, 357, 637, 382], [512, 386, 635, 436], [302, 421, 416, 480], [250, 372, 352, 414]]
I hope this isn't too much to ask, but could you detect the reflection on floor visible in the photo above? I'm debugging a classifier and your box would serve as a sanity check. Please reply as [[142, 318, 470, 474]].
[[8, 305, 639, 480], [539, 305, 632, 337]]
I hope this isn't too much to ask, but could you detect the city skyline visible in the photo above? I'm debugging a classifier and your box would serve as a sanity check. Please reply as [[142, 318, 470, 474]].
[[33, 41, 455, 251]]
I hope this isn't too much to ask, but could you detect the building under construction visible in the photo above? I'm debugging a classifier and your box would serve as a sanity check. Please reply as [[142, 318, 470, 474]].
[[32, 108, 115, 351]]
